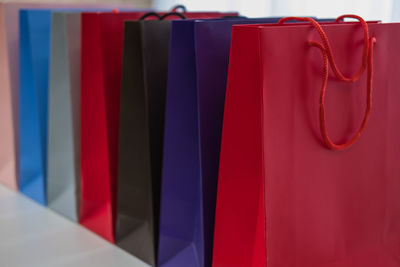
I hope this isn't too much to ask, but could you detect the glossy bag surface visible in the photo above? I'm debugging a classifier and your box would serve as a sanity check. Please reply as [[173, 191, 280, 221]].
[[116, 12, 237, 266], [19, 5, 127, 206], [80, 11, 147, 243], [158, 18, 280, 267], [47, 12, 82, 221], [47, 7, 128, 223], [213, 20, 400, 267], [19, 9, 53, 204], [1, 2, 119, 191]]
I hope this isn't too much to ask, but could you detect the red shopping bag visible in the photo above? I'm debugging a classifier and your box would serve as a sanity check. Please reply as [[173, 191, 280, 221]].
[[81, 11, 146, 243], [213, 16, 400, 267], [80, 10, 238, 243]]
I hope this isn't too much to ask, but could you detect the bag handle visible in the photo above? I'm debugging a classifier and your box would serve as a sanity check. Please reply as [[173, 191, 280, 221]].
[[139, 12, 162, 20], [139, 12, 186, 21], [170, 4, 187, 12], [278, 15, 376, 150], [279, 15, 371, 82], [160, 12, 187, 20]]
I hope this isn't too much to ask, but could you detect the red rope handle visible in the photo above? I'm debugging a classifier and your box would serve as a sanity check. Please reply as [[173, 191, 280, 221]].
[[278, 15, 376, 150], [279, 15, 369, 82]]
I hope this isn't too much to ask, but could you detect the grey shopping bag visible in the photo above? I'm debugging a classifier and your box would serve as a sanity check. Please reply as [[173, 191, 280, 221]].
[[47, 12, 81, 221]]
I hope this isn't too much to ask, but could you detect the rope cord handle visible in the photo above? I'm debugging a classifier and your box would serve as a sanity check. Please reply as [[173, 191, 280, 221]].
[[139, 12, 161, 20], [279, 15, 370, 82], [160, 12, 187, 20], [171, 4, 187, 12], [139, 12, 186, 21], [142, 5, 187, 21], [278, 15, 376, 150]]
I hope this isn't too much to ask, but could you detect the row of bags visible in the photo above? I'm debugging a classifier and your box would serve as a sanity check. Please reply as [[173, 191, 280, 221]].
[[2, 2, 400, 267], [0, 3, 245, 266]]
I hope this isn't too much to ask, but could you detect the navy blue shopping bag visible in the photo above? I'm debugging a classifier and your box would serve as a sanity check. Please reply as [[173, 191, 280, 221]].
[[158, 17, 281, 267]]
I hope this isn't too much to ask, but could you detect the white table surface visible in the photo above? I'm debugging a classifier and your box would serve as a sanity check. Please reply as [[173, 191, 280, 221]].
[[0, 185, 150, 267]]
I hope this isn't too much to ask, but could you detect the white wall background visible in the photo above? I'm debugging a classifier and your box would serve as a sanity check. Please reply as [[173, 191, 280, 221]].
[[5, 0, 151, 9], [9, 0, 397, 21], [152, 0, 398, 22]]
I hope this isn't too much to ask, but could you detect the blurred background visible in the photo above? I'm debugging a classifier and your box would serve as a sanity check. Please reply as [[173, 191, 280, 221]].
[[153, 0, 398, 22], [10, 0, 399, 22]]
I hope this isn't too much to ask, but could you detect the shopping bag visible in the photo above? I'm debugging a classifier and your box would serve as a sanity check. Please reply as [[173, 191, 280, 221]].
[[19, 9, 53, 205], [47, 8, 132, 219], [80, 11, 148, 243], [47, 12, 82, 221], [1, 2, 129, 193], [158, 17, 281, 267], [1, 2, 65, 191], [116, 12, 237, 266], [213, 16, 400, 267], [47, 6, 133, 221], [80, 10, 235, 245], [1, 3, 78, 191], [158, 17, 332, 267], [19, 6, 128, 206]]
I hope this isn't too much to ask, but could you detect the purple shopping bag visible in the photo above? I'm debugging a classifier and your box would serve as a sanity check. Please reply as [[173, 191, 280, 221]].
[[158, 18, 281, 267]]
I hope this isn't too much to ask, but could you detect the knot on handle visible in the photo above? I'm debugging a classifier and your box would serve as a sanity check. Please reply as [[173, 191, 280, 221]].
[[278, 15, 376, 150]]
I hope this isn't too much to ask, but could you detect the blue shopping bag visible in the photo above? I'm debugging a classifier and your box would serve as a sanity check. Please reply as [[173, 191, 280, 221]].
[[19, 9, 52, 205]]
